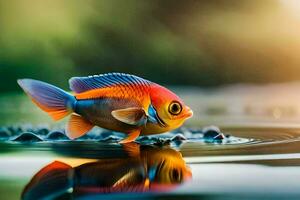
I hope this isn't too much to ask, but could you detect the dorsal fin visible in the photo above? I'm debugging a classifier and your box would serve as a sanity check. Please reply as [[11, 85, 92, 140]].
[[69, 73, 151, 93]]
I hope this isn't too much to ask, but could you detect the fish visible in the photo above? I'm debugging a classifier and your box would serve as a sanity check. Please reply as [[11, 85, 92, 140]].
[[21, 145, 192, 199], [17, 73, 193, 143]]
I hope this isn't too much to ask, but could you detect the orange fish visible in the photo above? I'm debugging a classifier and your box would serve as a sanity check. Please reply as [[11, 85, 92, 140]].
[[22, 145, 192, 199], [18, 73, 193, 143]]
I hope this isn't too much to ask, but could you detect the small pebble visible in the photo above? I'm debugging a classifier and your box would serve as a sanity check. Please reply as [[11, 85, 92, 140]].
[[202, 125, 221, 133], [12, 132, 44, 142], [0, 125, 231, 144], [171, 134, 187, 141], [202, 126, 226, 143], [203, 130, 221, 139]]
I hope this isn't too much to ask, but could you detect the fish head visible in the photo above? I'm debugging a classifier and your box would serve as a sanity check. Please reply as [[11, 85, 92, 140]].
[[146, 147, 192, 185], [149, 84, 193, 130]]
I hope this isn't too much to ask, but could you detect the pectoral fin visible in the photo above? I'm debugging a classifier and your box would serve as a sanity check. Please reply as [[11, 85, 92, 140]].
[[111, 107, 146, 126], [66, 114, 94, 139]]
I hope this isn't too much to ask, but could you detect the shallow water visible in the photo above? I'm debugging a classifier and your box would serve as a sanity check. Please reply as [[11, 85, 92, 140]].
[[2, 86, 300, 200], [1, 126, 300, 200]]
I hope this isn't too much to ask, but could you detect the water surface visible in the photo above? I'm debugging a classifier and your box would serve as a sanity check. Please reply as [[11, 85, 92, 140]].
[[1, 126, 300, 199], [2, 86, 300, 200]]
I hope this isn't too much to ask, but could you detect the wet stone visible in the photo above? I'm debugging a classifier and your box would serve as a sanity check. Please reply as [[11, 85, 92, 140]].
[[46, 131, 69, 140], [12, 132, 44, 142], [170, 134, 187, 141], [202, 125, 221, 133], [0, 125, 230, 144], [203, 129, 221, 139], [202, 126, 226, 143]]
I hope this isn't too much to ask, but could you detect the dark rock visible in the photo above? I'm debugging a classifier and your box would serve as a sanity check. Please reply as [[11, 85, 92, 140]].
[[203, 130, 220, 139], [171, 134, 187, 141], [202, 126, 221, 134], [12, 132, 43, 142], [203, 126, 225, 143], [46, 131, 69, 140]]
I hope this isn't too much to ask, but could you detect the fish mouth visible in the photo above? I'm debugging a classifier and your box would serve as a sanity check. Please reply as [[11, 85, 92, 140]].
[[184, 107, 193, 119]]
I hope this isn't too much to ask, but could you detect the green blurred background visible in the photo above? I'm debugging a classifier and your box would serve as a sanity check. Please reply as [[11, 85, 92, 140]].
[[2, 0, 300, 92]]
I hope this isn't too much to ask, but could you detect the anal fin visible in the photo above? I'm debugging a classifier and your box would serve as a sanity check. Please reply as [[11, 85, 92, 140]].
[[66, 114, 94, 139], [119, 129, 141, 144], [122, 143, 140, 157]]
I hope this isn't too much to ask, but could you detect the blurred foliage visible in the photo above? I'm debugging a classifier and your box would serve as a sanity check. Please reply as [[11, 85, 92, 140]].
[[1, 0, 300, 92]]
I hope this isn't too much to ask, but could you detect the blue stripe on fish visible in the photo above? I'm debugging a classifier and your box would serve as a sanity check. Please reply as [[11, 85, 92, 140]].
[[69, 73, 152, 93]]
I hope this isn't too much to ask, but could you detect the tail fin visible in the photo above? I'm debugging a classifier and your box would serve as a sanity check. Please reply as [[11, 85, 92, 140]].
[[22, 161, 72, 200], [17, 79, 76, 121]]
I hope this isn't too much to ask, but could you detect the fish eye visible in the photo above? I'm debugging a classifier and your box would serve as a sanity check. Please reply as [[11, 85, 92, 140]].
[[168, 101, 182, 115], [171, 169, 181, 182]]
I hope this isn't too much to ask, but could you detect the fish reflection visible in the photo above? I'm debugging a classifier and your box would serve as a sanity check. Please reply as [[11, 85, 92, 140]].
[[22, 145, 192, 199]]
